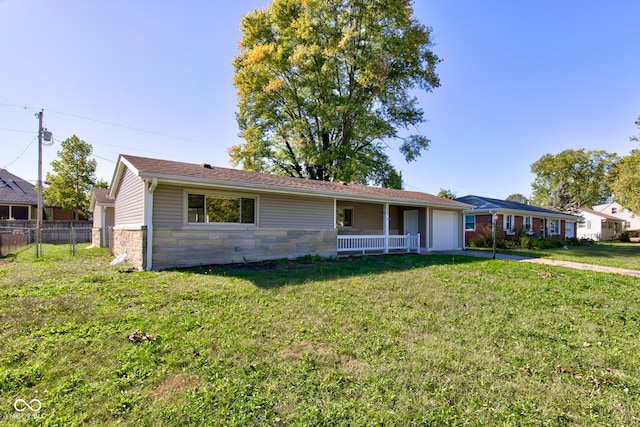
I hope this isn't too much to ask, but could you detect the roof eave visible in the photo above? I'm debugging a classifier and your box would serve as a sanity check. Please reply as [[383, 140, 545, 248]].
[[465, 207, 580, 221], [137, 172, 470, 209]]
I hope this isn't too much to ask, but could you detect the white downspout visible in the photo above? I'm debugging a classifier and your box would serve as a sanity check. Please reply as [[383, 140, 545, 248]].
[[145, 178, 158, 270], [425, 207, 430, 251], [383, 203, 389, 253], [460, 211, 465, 250]]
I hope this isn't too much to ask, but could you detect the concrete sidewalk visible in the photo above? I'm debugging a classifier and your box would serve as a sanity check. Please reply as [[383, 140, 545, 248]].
[[435, 250, 640, 278]]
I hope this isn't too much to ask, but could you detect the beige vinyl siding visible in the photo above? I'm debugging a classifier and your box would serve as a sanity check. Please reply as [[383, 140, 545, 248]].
[[260, 194, 333, 229], [105, 207, 115, 227], [336, 201, 401, 234], [92, 205, 103, 226], [153, 184, 183, 225], [352, 202, 382, 232], [114, 167, 145, 225]]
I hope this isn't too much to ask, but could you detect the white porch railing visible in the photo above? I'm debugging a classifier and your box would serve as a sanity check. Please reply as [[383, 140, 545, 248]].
[[337, 234, 420, 254]]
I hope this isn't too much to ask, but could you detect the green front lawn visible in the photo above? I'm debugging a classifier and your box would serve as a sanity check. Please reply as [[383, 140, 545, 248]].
[[505, 242, 640, 271], [1, 245, 639, 425]]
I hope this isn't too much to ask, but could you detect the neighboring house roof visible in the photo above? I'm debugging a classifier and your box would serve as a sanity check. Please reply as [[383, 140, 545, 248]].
[[577, 207, 624, 222], [0, 168, 37, 205], [593, 201, 621, 214], [593, 201, 640, 227], [455, 195, 579, 221], [110, 154, 471, 209], [89, 187, 114, 211]]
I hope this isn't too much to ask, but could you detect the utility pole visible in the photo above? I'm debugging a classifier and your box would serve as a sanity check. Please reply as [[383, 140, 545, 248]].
[[492, 212, 498, 259], [36, 110, 43, 257]]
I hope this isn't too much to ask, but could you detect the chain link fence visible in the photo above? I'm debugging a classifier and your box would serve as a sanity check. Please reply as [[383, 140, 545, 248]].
[[0, 224, 92, 257]]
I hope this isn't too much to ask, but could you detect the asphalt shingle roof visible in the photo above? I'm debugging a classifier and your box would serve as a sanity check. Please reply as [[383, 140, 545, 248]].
[[120, 154, 469, 208], [455, 195, 578, 218], [578, 207, 622, 221], [91, 187, 112, 205], [0, 169, 37, 205]]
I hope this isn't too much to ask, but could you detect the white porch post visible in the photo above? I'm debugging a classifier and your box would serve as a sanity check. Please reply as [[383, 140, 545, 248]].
[[383, 203, 389, 253], [100, 205, 107, 247], [425, 207, 430, 252]]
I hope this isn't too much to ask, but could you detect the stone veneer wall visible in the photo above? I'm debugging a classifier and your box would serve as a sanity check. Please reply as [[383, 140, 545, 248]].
[[151, 227, 338, 269], [113, 226, 147, 270], [91, 228, 103, 247]]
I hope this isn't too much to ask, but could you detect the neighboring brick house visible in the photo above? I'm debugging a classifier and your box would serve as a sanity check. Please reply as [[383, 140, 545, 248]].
[[0, 168, 85, 221], [454, 195, 580, 244], [0, 168, 38, 220]]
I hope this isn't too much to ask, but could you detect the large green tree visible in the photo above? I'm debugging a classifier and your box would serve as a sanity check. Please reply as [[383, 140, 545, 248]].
[[630, 115, 640, 143], [43, 135, 98, 220], [437, 188, 456, 199], [530, 149, 619, 211], [230, 0, 440, 188], [506, 193, 529, 204], [609, 149, 640, 214], [609, 117, 640, 214]]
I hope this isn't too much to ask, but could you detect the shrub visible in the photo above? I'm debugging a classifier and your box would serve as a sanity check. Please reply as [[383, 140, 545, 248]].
[[620, 232, 631, 243], [519, 235, 534, 249], [468, 226, 506, 249], [565, 237, 594, 246], [532, 237, 565, 250]]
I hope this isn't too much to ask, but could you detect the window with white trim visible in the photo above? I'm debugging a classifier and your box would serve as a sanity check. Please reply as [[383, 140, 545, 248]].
[[524, 216, 532, 233], [336, 207, 353, 227], [465, 215, 476, 230], [503, 214, 514, 232], [188, 194, 255, 224], [549, 219, 560, 235]]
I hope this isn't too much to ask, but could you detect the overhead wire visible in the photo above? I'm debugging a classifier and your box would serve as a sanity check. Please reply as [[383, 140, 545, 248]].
[[0, 102, 230, 150], [2, 136, 37, 169], [45, 108, 229, 149]]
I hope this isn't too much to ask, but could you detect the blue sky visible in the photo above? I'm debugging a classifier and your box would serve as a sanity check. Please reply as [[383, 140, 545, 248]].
[[1, 0, 638, 199]]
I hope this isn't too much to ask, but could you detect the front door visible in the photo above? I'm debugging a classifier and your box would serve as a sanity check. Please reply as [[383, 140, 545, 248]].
[[404, 210, 419, 235]]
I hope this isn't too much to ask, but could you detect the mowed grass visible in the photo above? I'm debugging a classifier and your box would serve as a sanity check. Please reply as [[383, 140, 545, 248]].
[[506, 242, 640, 271], [1, 245, 640, 426]]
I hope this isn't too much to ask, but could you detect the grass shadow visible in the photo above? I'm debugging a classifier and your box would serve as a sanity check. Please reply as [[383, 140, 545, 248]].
[[176, 253, 489, 289]]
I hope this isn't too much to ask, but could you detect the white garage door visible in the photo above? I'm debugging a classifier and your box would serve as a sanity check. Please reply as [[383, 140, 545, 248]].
[[432, 210, 459, 250]]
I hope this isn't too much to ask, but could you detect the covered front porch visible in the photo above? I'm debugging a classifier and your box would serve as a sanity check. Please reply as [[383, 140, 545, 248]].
[[335, 200, 426, 255]]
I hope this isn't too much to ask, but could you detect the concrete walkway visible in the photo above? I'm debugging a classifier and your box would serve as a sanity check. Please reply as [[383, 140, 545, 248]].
[[435, 250, 640, 278]]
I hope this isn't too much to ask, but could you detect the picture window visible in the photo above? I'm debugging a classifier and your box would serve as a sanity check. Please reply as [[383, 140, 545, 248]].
[[188, 194, 255, 224]]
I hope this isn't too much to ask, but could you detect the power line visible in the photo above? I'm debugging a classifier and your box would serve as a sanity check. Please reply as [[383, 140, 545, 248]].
[[90, 153, 116, 164], [0, 127, 34, 134], [45, 108, 227, 148], [2, 136, 37, 169], [0, 102, 231, 149]]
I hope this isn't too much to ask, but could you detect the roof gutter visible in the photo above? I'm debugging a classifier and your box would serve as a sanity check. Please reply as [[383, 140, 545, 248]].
[[464, 207, 579, 221]]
